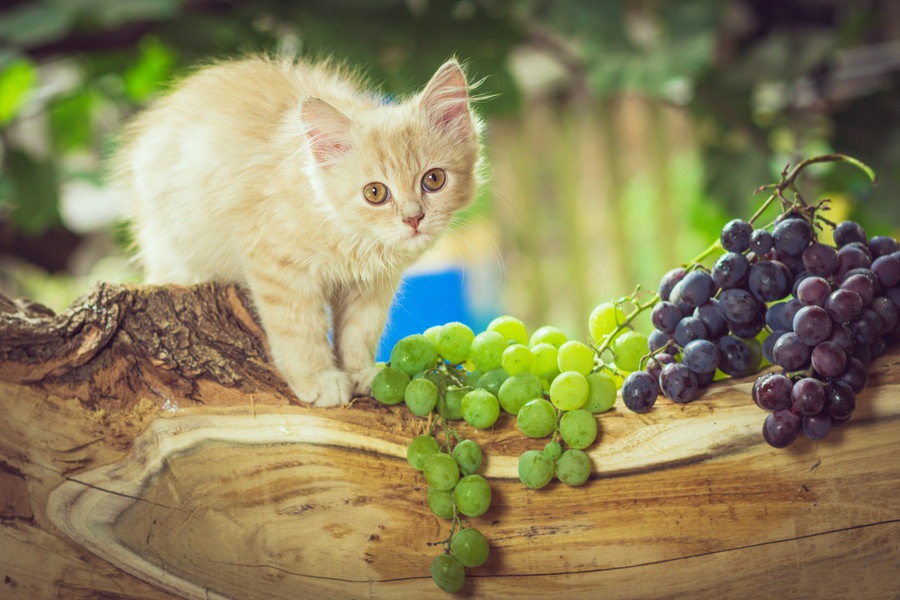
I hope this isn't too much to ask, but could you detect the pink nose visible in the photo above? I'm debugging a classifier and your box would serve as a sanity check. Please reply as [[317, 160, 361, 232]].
[[404, 213, 425, 230]]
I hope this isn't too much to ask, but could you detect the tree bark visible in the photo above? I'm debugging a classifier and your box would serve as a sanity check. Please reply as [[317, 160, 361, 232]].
[[1, 282, 898, 599]]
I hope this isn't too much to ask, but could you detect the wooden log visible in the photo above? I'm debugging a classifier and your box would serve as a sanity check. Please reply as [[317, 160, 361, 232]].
[[1, 283, 898, 599]]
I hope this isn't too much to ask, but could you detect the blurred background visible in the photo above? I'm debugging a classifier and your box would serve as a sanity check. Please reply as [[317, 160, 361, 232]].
[[1, 0, 899, 354]]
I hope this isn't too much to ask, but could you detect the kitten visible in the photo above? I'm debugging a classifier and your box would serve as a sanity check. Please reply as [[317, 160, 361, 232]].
[[114, 56, 482, 406]]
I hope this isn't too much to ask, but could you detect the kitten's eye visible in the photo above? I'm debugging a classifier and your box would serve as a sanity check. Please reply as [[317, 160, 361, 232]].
[[363, 182, 390, 205], [421, 168, 447, 193]]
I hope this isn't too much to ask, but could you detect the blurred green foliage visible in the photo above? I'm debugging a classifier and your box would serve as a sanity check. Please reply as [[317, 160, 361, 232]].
[[0, 0, 897, 249]]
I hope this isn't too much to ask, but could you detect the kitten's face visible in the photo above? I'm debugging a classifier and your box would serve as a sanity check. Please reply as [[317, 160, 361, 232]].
[[301, 61, 480, 255]]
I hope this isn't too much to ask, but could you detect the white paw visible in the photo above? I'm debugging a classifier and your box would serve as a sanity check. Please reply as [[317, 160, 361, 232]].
[[347, 365, 382, 397], [289, 369, 352, 407]]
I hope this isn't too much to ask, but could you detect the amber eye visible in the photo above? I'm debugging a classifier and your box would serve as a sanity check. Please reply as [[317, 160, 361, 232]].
[[421, 168, 447, 193], [363, 182, 390, 205]]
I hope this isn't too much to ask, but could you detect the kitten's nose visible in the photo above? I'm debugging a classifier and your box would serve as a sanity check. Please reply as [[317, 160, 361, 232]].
[[404, 213, 425, 231]]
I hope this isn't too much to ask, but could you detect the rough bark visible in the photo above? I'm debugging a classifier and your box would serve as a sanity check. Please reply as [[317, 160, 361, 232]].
[[1, 282, 898, 599]]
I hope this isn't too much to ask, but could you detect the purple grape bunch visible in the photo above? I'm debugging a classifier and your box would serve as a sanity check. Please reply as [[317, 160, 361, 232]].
[[621, 213, 900, 449]]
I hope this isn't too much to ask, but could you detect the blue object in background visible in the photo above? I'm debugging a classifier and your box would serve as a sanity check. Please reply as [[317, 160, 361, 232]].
[[377, 266, 493, 362]]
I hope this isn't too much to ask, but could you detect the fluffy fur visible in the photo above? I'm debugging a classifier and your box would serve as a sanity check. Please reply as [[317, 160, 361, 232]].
[[115, 56, 481, 406]]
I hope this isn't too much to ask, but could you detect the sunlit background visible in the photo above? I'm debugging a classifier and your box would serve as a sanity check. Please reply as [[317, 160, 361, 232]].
[[1, 0, 899, 354]]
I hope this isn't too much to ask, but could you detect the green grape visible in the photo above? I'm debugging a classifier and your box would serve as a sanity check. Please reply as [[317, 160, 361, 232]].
[[461, 389, 500, 429], [450, 528, 489, 568], [372, 367, 410, 405], [487, 315, 528, 345], [407, 434, 440, 471], [422, 369, 449, 389], [404, 378, 438, 417], [559, 408, 598, 449], [589, 302, 627, 344], [518, 449, 555, 489], [470, 330, 506, 371], [556, 340, 595, 376], [498, 372, 543, 415], [453, 473, 492, 517], [423, 453, 460, 491], [611, 330, 649, 372], [423, 325, 442, 346], [478, 368, 509, 397], [549, 371, 589, 411], [390, 333, 438, 376], [529, 325, 568, 349], [439, 386, 466, 420], [556, 449, 591, 486], [452, 439, 483, 475], [436, 322, 475, 364], [501, 343, 533, 375], [465, 369, 483, 387], [585, 371, 617, 413], [427, 487, 454, 519], [529, 343, 560, 381], [431, 553, 465, 593], [516, 398, 557, 438], [543, 440, 562, 461]]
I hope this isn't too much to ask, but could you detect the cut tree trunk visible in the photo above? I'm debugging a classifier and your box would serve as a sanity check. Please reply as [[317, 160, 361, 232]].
[[1, 282, 898, 600]]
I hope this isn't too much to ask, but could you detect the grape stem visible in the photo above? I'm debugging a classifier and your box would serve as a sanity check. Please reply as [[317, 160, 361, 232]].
[[592, 288, 660, 364]]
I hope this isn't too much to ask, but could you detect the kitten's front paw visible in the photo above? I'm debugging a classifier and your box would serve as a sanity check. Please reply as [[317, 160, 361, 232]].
[[347, 365, 383, 397], [289, 369, 352, 407]]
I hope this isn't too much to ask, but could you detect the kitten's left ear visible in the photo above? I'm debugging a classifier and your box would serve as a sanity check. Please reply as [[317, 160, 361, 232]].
[[420, 60, 475, 141], [301, 97, 353, 166]]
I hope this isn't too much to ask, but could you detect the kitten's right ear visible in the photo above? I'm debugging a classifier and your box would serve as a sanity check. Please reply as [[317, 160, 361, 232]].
[[300, 97, 352, 166]]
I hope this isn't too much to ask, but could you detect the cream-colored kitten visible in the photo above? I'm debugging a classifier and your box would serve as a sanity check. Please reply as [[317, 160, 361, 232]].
[[115, 56, 481, 406]]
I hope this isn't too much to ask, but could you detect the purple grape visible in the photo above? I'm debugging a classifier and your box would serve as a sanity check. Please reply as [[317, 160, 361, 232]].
[[773, 218, 813, 256], [781, 298, 803, 330], [801, 242, 838, 276], [825, 380, 856, 420], [694, 300, 728, 340], [622, 371, 659, 413], [750, 229, 773, 255], [869, 335, 886, 359], [648, 328, 676, 353], [658, 267, 686, 301], [719, 288, 760, 325], [810, 341, 846, 378], [752, 372, 793, 411], [852, 342, 873, 366], [651, 301, 682, 333], [682, 339, 719, 374], [825, 288, 863, 323], [868, 235, 899, 258], [763, 409, 801, 448], [846, 241, 873, 260], [802, 412, 832, 441], [796, 276, 831, 307], [773, 250, 806, 276], [716, 335, 760, 377], [645, 353, 675, 382], [871, 254, 900, 288], [720, 219, 753, 252], [671, 270, 715, 308], [793, 305, 832, 346], [837, 245, 872, 280], [827, 323, 856, 353], [833, 220, 867, 247], [727, 310, 766, 339], [748, 260, 792, 302], [772, 332, 811, 370], [840, 273, 875, 306], [674, 316, 709, 346], [762, 329, 787, 364], [791, 377, 826, 415], [766, 302, 787, 330], [712, 252, 750, 289], [870, 296, 899, 332], [849, 309, 884, 344], [658, 363, 699, 404], [836, 357, 867, 393]]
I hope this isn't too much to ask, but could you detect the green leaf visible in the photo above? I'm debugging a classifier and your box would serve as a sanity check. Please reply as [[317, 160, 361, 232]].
[[49, 89, 96, 151], [123, 35, 177, 102], [1, 149, 60, 235], [0, 58, 38, 124]]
